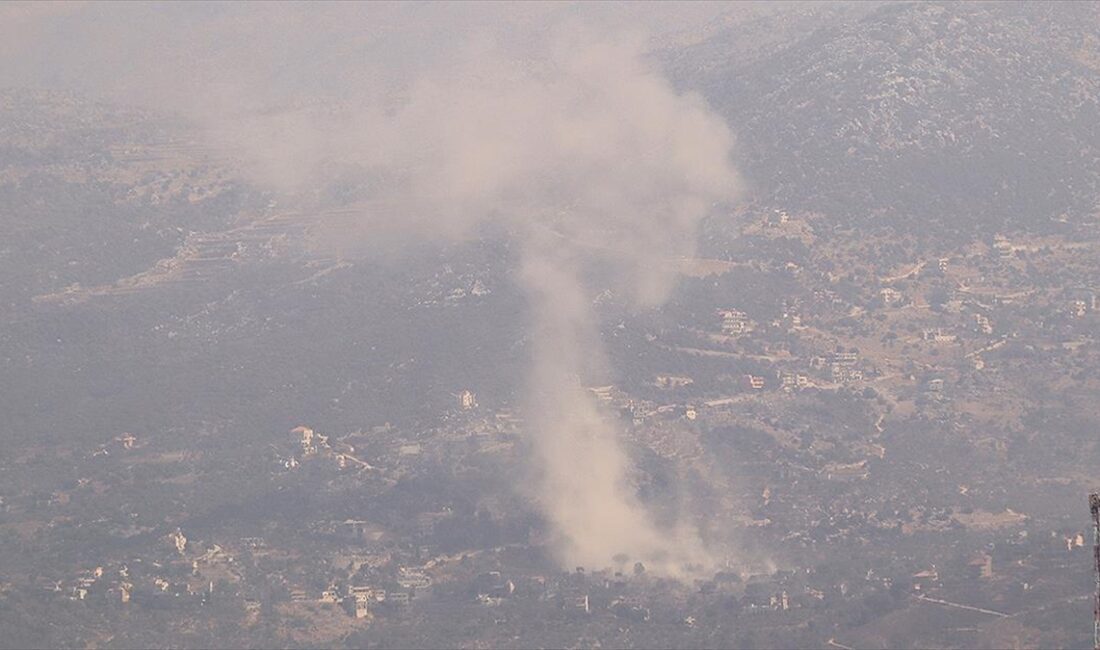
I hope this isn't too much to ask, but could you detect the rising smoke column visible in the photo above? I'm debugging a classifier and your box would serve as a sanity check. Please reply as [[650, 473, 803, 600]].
[[395, 37, 740, 575], [224, 35, 742, 576], [519, 235, 714, 575]]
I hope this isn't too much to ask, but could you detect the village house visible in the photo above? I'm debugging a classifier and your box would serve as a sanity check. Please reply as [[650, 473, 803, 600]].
[[968, 552, 994, 580], [457, 389, 477, 410], [396, 567, 432, 590], [780, 372, 811, 391], [923, 328, 958, 343], [973, 313, 993, 334], [320, 584, 342, 604], [830, 364, 863, 384], [718, 309, 754, 336], [573, 593, 591, 614], [291, 425, 329, 456], [911, 567, 940, 591], [167, 528, 188, 555], [654, 375, 694, 389], [822, 460, 869, 482], [765, 209, 790, 227], [880, 287, 903, 306]]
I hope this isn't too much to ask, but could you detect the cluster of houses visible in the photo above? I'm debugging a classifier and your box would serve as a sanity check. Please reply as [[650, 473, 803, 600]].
[[40, 538, 232, 608], [307, 566, 433, 620]]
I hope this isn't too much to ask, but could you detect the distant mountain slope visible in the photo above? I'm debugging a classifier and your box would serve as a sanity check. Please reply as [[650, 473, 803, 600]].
[[676, 1, 1100, 233], [0, 90, 252, 304]]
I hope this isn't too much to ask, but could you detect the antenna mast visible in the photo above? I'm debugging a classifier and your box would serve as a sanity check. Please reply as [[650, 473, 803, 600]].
[[1091, 493, 1100, 650]]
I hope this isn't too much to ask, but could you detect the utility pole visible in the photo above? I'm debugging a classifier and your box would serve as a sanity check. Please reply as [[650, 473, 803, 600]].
[[1091, 493, 1100, 650]]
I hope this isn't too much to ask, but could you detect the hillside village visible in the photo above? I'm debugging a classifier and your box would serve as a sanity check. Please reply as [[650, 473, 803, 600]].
[[2, 198, 1097, 648], [3, 2, 1100, 647]]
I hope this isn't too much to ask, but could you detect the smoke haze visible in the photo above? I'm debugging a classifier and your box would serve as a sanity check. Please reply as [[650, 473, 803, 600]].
[[276, 35, 742, 574]]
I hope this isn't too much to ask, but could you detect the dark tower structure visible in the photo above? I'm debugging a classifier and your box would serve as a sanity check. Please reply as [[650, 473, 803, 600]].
[[1091, 493, 1100, 650]]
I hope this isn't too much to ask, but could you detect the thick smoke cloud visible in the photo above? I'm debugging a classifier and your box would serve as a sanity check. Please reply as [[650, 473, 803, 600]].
[[281, 36, 742, 575]]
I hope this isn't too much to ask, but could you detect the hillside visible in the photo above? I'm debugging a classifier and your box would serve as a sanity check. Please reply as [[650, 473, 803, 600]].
[[674, 1, 1100, 233]]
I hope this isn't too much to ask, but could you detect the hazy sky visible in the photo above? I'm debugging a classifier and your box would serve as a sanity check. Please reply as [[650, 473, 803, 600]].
[[0, 1, 771, 111]]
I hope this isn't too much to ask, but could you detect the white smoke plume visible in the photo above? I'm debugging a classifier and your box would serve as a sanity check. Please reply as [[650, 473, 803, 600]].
[[289, 35, 743, 575]]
